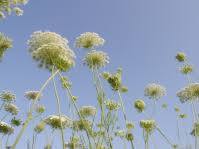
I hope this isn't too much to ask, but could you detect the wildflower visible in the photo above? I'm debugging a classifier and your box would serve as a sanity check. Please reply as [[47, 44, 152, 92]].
[[144, 83, 166, 100], [0, 91, 16, 102], [35, 105, 45, 114], [0, 33, 12, 60], [4, 103, 19, 115], [60, 76, 72, 89], [120, 86, 128, 93], [180, 64, 193, 74], [104, 100, 120, 111], [174, 106, 180, 112], [79, 106, 96, 117], [115, 130, 126, 138], [134, 99, 145, 112], [162, 103, 168, 109], [34, 121, 46, 133], [101, 72, 110, 80], [191, 122, 199, 136], [44, 115, 72, 129], [84, 50, 109, 69], [177, 83, 199, 103], [179, 113, 187, 119], [13, 7, 23, 16], [0, 121, 14, 134], [75, 32, 105, 49], [65, 136, 81, 149], [126, 122, 135, 130], [28, 31, 75, 71], [125, 132, 134, 141], [24, 91, 41, 101], [175, 52, 186, 62], [104, 68, 124, 91], [140, 119, 156, 133], [0, 0, 28, 19], [72, 119, 92, 132], [11, 117, 21, 127]]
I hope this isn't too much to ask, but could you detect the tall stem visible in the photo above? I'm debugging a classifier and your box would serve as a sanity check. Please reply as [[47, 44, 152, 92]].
[[12, 70, 59, 149], [52, 69, 65, 149]]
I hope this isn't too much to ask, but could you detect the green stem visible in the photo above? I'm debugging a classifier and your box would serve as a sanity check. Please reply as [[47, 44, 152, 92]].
[[52, 69, 65, 149], [156, 126, 173, 147], [12, 70, 59, 149]]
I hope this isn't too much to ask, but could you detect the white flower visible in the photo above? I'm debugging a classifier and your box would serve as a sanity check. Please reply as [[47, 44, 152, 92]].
[[144, 83, 166, 100], [44, 115, 72, 129], [177, 83, 199, 103], [84, 50, 109, 69], [79, 106, 96, 117], [28, 31, 75, 71], [0, 121, 14, 134], [75, 32, 105, 49], [0, 33, 12, 60], [4, 103, 19, 115], [24, 91, 41, 101]]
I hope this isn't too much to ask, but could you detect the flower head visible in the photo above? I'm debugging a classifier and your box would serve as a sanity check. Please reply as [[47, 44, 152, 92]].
[[84, 50, 109, 69], [177, 83, 199, 103], [24, 91, 41, 101], [0, 0, 28, 19], [0, 33, 12, 60], [79, 106, 96, 117], [180, 64, 193, 75], [72, 119, 92, 132], [134, 99, 145, 112], [144, 83, 166, 100], [4, 103, 19, 115], [0, 121, 14, 134], [44, 115, 72, 129], [175, 52, 186, 62], [0, 91, 16, 102], [28, 31, 75, 71], [140, 119, 156, 133], [75, 32, 105, 49], [104, 100, 120, 111], [35, 105, 45, 114], [126, 122, 135, 130], [34, 121, 46, 133]]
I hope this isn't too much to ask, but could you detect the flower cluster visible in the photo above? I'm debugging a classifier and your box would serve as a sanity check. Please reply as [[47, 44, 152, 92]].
[[4, 103, 19, 115], [0, 91, 16, 102], [0, 0, 28, 19], [104, 100, 120, 111], [180, 64, 193, 75], [140, 119, 156, 133], [28, 31, 75, 71], [84, 50, 109, 69], [75, 32, 105, 49], [144, 83, 166, 100], [44, 115, 72, 129], [175, 52, 186, 62], [177, 83, 199, 103], [0, 121, 14, 134], [0, 33, 12, 60], [79, 106, 96, 117], [134, 99, 145, 113], [24, 90, 41, 101]]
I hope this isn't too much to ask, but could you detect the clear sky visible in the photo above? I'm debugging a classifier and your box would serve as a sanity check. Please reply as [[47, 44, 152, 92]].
[[1, 0, 199, 148]]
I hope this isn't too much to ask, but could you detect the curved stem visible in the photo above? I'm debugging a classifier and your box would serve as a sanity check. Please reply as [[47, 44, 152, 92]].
[[12, 70, 59, 149]]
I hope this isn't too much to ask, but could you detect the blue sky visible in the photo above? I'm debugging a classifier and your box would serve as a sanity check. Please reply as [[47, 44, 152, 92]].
[[1, 0, 199, 148]]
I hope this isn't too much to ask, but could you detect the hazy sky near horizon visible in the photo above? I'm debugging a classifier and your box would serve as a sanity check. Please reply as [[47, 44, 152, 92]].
[[1, 0, 199, 148]]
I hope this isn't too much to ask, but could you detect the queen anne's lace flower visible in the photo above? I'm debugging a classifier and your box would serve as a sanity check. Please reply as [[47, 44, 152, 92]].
[[84, 50, 109, 69], [0, 91, 16, 102], [24, 90, 41, 101], [175, 52, 186, 62], [177, 83, 199, 103], [44, 115, 72, 129], [28, 31, 75, 71], [0, 121, 14, 134], [180, 64, 193, 75], [144, 83, 166, 100], [75, 32, 105, 49], [79, 106, 96, 117], [104, 100, 120, 111], [0, 33, 12, 60], [34, 121, 46, 133], [4, 103, 19, 115], [134, 99, 145, 112], [0, 0, 28, 19], [140, 119, 156, 133]]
